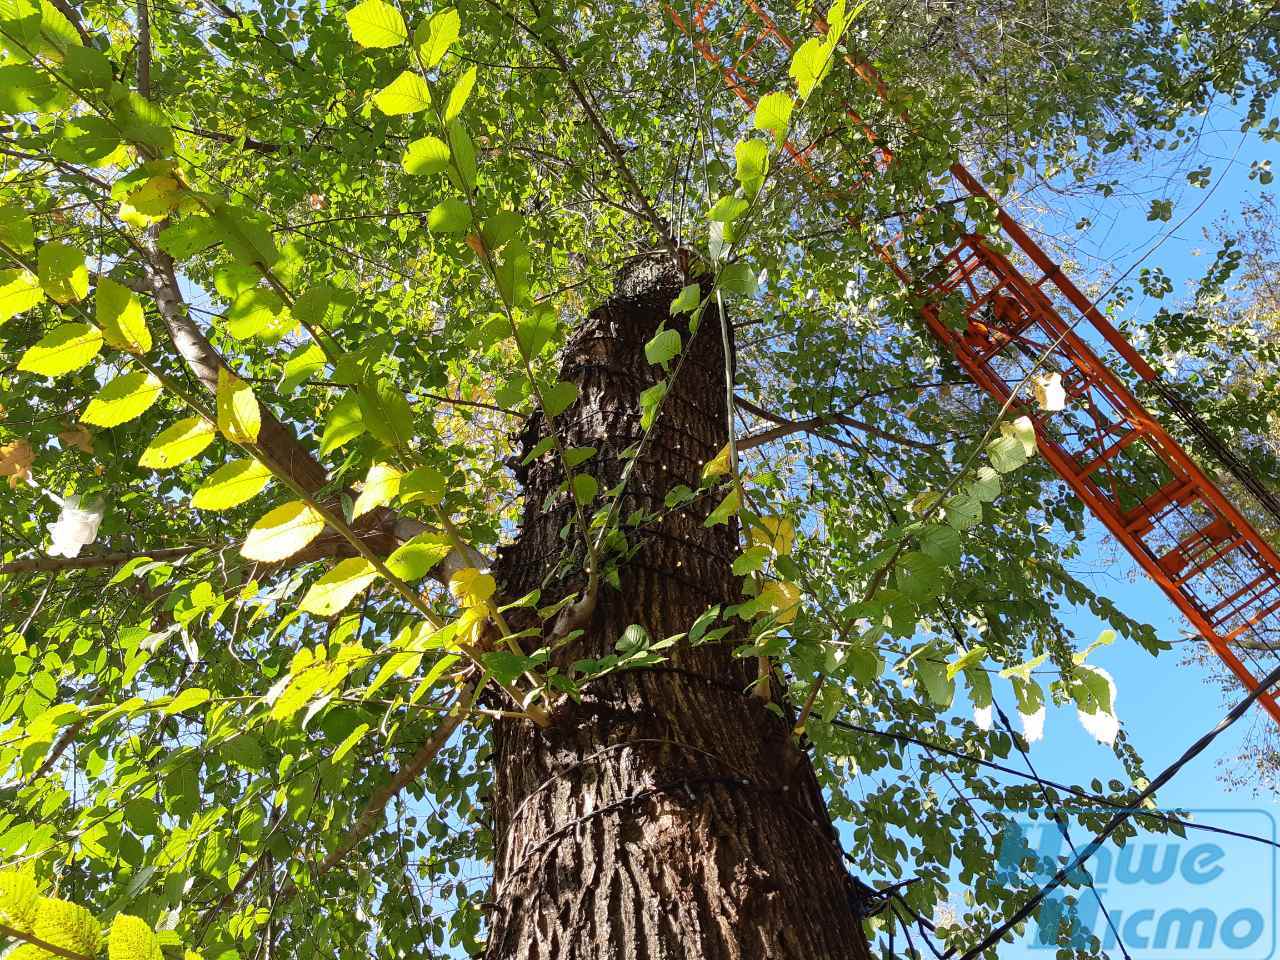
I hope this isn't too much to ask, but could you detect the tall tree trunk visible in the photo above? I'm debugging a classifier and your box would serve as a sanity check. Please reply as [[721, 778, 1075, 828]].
[[486, 259, 875, 960]]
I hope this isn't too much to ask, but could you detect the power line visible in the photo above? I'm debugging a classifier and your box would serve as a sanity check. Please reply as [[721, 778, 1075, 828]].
[[955, 658, 1280, 960], [824, 716, 1280, 851]]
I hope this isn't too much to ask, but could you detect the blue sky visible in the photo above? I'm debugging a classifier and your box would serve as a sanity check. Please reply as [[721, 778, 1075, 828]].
[[975, 97, 1280, 957]]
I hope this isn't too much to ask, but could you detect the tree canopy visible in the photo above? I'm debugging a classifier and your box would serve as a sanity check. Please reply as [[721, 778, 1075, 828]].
[[1, 0, 1279, 956]]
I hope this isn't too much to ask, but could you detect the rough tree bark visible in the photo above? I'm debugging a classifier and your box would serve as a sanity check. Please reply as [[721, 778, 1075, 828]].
[[485, 258, 876, 959]]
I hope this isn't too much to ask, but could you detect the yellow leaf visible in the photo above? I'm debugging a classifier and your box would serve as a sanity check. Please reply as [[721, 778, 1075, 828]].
[[81, 372, 163, 428], [108, 914, 162, 960], [33, 897, 101, 957], [352, 461, 401, 519], [749, 516, 795, 555], [702, 444, 731, 481], [96, 277, 151, 353], [138, 417, 216, 469], [0, 268, 44, 325], [756, 580, 801, 624], [345, 0, 406, 47], [17, 322, 102, 377], [0, 867, 41, 932], [216, 368, 261, 443], [241, 500, 326, 561], [192, 459, 271, 511], [299, 557, 379, 616], [372, 70, 431, 115], [448, 566, 495, 608]]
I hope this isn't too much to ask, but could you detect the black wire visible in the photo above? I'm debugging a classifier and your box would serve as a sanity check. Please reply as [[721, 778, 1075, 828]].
[[824, 715, 1280, 851], [957, 657, 1280, 960], [990, 698, 1133, 960]]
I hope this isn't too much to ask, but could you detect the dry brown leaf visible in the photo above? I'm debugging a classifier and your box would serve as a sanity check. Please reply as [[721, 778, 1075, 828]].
[[0, 439, 35, 487], [60, 425, 95, 455]]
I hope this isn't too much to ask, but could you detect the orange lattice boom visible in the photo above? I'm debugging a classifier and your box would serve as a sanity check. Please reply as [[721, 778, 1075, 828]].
[[665, 0, 1280, 724]]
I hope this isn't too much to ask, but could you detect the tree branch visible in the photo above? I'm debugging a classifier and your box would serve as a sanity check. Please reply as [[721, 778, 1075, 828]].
[[276, 683, 475, 903], [734, 394, 939, 453], [0, 923, 92, 960], [0, 546, 202, 575]]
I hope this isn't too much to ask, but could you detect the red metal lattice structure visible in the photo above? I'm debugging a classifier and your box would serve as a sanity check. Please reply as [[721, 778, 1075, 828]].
[[665, 0, 1280, 724]]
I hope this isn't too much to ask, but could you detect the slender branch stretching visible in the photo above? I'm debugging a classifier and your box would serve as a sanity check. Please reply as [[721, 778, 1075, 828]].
[[734, 394, 939, 453], [275, 681, 479, 904], [0, 923, 92, 960], [0, 546, 203, 575]]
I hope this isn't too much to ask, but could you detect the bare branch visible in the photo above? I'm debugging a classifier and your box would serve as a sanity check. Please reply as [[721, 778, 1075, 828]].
[[734, 394, 939, 453]]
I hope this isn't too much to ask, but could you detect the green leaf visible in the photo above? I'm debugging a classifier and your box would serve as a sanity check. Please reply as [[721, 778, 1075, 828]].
[[163, 687, 211, 715], [400, 464, 447, 505], [515, 304, 556, 356], [481, 210, 522, 251], [331, 722, 371, 764], [353, 461, 401, 518], [447, 119, 476, 189], [138, 416, 216, 469], [734, 137, 769, 195], [969, 465, 1001, 502], [192, 458, 272, 511], [62, 45, 111, 91], [386, 532, 452, 581], [754, 90, 793, 145], [300, 558, 379, 615], [732, 544, 771, 575], [719, 261, 758, 296], [52, 116, 121, 166], [639, 381, 666, 429], [707, 195, 749, 222], [542, 381, 578, 417], [915, 655, 954, 708], [414, 7, 460, 67], [156, 215, 220, 260], [999, 652, 1047, 682], [704, 486, 741, 527], [357, 375, 414, 451], [444, 66, 476, 122], [241, 500, 326, 561], [279, 342, 325, 394], [372, 70, 431, 115], [402, 135, 450, 175], [0, 204, 34, 252], [572, 473, 598, 504], [108, 914, 162, 960], [319, 391, 366, 454], [986, 434, 1027, 473], [427, 197, 472, 233], [345, 0, 406, 47], [0, 268, 44, 324], [96, 277, 151, 353], [37, 241, 88, 303], [564, 446, 595, 468], [0, 63, 61, 112], [1074, 628, 1116, 665], [670, 283, 700, 315], [81, 371, 163, 427], [17, 322, 102, 377], [216, 368, 261, 443], [644, 327, 681, 367]]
